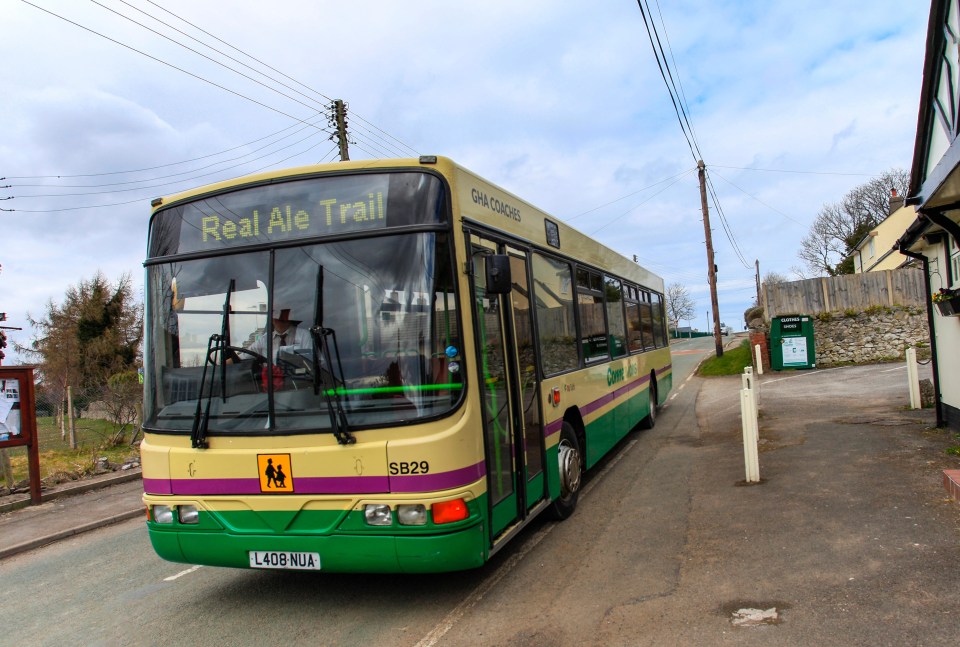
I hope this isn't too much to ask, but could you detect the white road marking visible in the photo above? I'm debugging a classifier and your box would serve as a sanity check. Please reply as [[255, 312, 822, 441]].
[[415, 441, 638, 647], [762, 366, 847, 385], [164, 565, 203, 582], [881, 365, 907, 373]]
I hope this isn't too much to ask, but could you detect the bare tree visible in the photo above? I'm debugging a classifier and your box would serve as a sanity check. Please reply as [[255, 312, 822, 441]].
[[798, 168, 910, 276], [666, 282, 696, 326], [101, 371, 142, 446], [762, 271, 788, 289]]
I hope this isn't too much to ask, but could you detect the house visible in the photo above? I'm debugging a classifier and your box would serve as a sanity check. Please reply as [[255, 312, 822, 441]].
[[897, 0, 960, 431], [851, 191, 919, 273]]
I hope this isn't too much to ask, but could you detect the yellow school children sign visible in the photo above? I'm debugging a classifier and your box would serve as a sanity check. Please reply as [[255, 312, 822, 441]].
[[257, 454, 294, 493]]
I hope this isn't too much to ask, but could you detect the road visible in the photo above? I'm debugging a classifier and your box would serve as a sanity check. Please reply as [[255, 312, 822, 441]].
[[0, 337, 719, 647]]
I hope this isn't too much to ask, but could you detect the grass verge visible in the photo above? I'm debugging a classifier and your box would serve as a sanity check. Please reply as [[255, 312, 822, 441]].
[[2, 416, 139, 487], [698, 340, 753, 377]]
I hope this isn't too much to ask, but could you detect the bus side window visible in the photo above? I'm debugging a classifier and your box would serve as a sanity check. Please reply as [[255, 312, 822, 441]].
[[577, 268, 608, 363], [604, 276, 627, 358], [531, 253, 579, 375]]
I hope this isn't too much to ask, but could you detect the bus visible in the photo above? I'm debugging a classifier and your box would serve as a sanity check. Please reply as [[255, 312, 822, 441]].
[[141, 156, 672, 573]]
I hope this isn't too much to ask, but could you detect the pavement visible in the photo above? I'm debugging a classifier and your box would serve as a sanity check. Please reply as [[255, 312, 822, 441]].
[[0, 469, 144, 560]]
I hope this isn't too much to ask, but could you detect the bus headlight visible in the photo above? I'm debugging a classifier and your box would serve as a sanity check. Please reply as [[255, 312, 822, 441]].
[[152, 505, 174, 524], [397, 504, 427, 526], [364, 504, 392, 526], [178, 505, 200, 524]]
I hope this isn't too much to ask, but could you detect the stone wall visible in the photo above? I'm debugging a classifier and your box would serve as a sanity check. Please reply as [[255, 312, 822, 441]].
[[811, 306, 929, 366]]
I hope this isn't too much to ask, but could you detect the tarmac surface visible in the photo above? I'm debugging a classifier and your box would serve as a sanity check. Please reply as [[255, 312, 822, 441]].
[[0, 468, 144, 560], [2, 358, 960, 643]]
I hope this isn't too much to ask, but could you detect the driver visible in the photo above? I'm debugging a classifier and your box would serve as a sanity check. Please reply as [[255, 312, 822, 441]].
[[248, 308, 311, 358]]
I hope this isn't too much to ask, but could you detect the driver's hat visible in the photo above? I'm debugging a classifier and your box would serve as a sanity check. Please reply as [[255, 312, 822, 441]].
[[272, 308, 301, 324]]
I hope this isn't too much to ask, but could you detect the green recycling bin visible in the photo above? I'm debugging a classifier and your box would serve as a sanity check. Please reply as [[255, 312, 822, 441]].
[[771, 315, 815, 370]]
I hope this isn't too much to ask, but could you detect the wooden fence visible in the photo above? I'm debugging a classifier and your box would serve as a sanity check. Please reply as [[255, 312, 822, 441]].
[[764, 269, 926, 319]]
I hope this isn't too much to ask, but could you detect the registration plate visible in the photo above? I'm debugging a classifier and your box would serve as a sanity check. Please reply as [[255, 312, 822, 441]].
[[249, 551, 321, 570]]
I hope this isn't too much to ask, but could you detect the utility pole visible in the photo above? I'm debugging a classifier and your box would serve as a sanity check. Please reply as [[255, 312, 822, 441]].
[[697, 160, 723, 357], [333, 99, 350, 162], [755, 259, 762, 307]]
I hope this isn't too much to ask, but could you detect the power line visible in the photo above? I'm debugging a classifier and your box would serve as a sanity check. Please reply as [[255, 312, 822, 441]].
[[350, 114, 419, 157], [635, 0, 700, 163], [564, 167, 696, 221], [21, 0, 417, 171], [349, 119, 413, 158], [4, 113, 327, 180], [10, 129, 330, 198], [142, 0, 331, 100], [587, 170, 695, 235], [705, 171, 751, 269], [90, 0, 333, 118], [709, 169, 808, 227], [20, 1, 327, 130], [633, 2, 754, 274], [711, 165, 875, 177], [651, 0, 702, 159], [9, 118, 330, 190], [6, 133, 334, 212], [139, 0, 419, 157]]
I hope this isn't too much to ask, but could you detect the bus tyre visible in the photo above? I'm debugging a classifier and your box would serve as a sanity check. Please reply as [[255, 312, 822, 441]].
[[640, 379, 657, 430], [548, 422, 583, 520]]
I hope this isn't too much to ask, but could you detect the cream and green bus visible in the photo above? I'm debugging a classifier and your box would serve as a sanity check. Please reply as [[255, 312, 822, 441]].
[[141, 156, 671, 573]]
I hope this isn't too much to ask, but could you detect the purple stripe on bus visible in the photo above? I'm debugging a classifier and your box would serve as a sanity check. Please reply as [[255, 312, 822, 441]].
[[164, 478, 261, 495], [543, 369, 662, 437], [545, 419, 563, 437], [580, 391, 615, 417], [145, 466, 483, 496], [389, 461, 486, 493], [295, 476, 390, 494], [143, 478, 172, 495], [613, 372, 650, 400], [151, 476, 389, 496]]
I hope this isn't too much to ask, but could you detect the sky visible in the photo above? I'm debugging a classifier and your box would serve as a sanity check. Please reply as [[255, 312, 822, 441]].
[[0, 0, 931, 362]]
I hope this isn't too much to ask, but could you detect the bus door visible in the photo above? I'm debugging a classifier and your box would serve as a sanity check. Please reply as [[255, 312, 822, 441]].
[[469, 234, 546, 540]]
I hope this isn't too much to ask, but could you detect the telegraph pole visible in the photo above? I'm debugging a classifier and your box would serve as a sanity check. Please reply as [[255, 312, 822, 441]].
[[755, 259, 762, 307], [697, 160, 723, 357], [333, 99, 350, 161]]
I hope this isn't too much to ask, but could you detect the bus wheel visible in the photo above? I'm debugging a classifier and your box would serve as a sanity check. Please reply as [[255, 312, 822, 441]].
[[548, 422, 582, 520], [640, 379, 657, 430]]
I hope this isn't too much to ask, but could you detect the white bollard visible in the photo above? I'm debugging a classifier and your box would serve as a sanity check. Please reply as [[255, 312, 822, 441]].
[[906, 347, 921, 410], [754, 344, 764, 376], [740, 388, 760, 482], [742, 371, 757, 418], [745, 364, 761, 407]]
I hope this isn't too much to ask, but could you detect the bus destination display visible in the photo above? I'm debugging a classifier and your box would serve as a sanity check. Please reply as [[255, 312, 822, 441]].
[[173, 174, 392, 253]]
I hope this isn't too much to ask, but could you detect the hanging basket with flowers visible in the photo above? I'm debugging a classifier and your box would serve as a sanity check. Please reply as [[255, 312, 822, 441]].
[[933, 288, 960, 316]]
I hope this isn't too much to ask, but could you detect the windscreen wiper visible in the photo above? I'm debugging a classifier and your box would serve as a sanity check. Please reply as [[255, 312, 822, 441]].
[[190, 279, 234, 449], [310, 266, 355, 445]]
